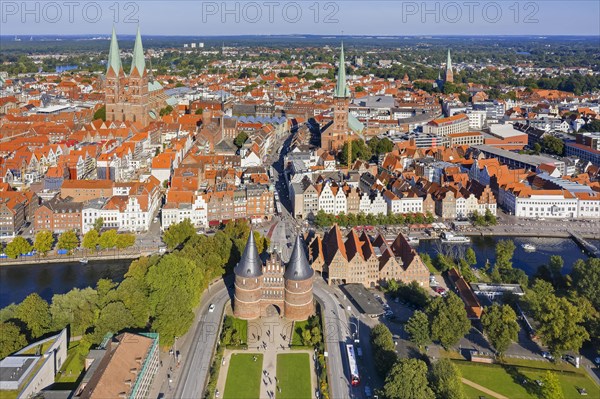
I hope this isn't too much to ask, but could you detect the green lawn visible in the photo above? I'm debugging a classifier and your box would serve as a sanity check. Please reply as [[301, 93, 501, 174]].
[[55, 341, 86, 383], [455, 360, 600, 399], [223, 353, 263, 399], [291, 320, 309, 346], [462, 383, 491, 399], [20, 339, 56, 355], [276, 353, 312, 399]]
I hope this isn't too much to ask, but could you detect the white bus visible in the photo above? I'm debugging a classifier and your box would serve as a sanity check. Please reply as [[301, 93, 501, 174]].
[[345, 344, 360, 386]]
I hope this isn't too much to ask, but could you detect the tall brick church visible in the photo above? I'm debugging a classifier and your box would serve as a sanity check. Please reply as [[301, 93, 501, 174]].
[[104, 27, 168, 126], [321, 43, 364, 152], [233, 233, 314, 321]]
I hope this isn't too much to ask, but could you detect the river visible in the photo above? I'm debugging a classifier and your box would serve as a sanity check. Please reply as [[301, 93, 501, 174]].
[[0, 259, 131, 308], [418, 235, 597, 276], [0, 236, 596, 308]]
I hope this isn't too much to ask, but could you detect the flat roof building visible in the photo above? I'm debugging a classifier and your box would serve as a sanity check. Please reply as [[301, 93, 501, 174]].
[[342, 283, 385, 317]]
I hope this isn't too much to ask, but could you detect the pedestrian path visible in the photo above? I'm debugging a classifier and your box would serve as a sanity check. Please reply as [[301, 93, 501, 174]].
[[461, 378, 509, 399], [216, 316, 317, 399]]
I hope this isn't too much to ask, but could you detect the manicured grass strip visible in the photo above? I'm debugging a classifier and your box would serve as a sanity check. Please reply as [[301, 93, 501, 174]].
[[454, 360, 600, 399], [276, 353, 312, 399], [56, 341, 85, 383], [291, 320, 309, 346], [223, 353, 263, 399], [462, 382, 494, 399]]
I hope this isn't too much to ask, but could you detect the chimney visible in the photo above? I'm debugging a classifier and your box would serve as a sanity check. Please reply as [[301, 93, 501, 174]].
[[130, 368, 138, 375], [135, 356, 143, 364], [124, 379, 132, 387]]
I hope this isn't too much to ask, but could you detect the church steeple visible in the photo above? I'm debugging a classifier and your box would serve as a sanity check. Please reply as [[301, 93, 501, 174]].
[[107, 26, 123, 75], [334, 42, 350, 98], [130, 26, 146, 76], [445, 48, 454, 83]]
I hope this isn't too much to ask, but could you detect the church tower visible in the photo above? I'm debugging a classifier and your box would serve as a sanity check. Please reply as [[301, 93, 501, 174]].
[[105, 27, 124, 123], [104, 26, 160, 126], [322, 43, 350, 152], [445, 49, 454, 83]]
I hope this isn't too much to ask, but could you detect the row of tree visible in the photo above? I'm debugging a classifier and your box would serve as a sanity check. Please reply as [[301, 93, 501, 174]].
[[0, 228, 136, 259], [0, 219, 270, 361], [313, 210, 435, 229]]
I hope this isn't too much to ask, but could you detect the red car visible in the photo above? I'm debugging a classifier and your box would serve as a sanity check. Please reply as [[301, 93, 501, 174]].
[[434, 287, 446, 294]]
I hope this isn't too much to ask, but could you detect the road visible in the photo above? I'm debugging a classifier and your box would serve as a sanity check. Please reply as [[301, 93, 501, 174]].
[[161, 279, 232, 399]]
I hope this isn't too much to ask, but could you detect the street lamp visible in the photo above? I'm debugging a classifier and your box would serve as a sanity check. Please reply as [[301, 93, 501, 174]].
[[348, 320, 359, 343]]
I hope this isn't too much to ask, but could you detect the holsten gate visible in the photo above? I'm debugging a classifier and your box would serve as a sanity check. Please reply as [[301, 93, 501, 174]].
[[233, 233, 314, 321]]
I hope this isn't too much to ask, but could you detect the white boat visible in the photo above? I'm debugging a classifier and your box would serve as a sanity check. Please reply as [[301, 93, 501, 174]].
[[407, 237, 420, 246], [440, 232, 470, 244], [521, 243, 536, 251], [79, 258, 89, 264]]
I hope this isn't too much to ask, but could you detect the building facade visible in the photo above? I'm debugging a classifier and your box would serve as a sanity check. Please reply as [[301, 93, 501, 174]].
[[233, 233, 314, 321]]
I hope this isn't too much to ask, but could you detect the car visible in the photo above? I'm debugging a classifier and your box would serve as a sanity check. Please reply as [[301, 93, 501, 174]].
[[208, 304, 215, 312], [357, 347, 363, 357], [541, 351, 554, 361], [364, 386, 372, 397], [594, 357, 600, 366], [577, 387, 588, 396], [383, 304, 391, 310]]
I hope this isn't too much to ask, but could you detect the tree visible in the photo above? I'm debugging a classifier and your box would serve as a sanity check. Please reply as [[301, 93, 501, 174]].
[[571, 258, 600, 309], [50, 287, 98, 336], [540, 371, 564, 399], [93, 105, 106, 121], [162, 219, 196, 250], [57, 230, 79, 252], [494, 239, 515, 272], [92, 301, 135, 341], [382, 358, 434, 399], [481, 304, 519, 355], [116, 234, 136, 249], [33, 231, 53, 255], [533, 142, 542, 154], [427, 293, 471, 349], [370, 324, 397, 378], [541, 135, 565, 156], [0, 322, 27, 359], [82, 230, 99, 251], [195, 108, 203, 115], [146, 254, 204, 346], [93, 217, 104, 232], [98, 230, 118, 249], [15, 293, 51, 339], [302, 329, 312, 346], [159, 105, 173, 116], [465, 248, 477, 266], [429, 358, 466, 399], [525, 280, 590, 355], [233, 132, 249, 148], [5, 236, 32, 259], [405, 310, 430, 348], [484, 209, 497, 225], [548, 255, 564, 287]]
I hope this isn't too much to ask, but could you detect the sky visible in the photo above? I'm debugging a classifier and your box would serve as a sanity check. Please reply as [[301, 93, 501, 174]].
[[2, 0, 599, 36]]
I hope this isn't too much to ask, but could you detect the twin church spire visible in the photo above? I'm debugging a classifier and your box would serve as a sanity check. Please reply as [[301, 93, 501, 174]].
[[107, 26, 146, 77]]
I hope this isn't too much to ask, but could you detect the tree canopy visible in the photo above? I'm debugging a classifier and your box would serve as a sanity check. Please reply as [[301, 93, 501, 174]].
[[33, 231, 53, 255], [429, 358, 466, 399], [382, 358, 434, 399], [481, 304, 519, 355], [427, 293, 471, 349]]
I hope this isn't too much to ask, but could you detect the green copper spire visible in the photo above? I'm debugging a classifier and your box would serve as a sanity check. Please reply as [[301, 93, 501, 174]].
[[334, 42, 350, 98], [447, 49, 452, 72], [107, 26, 122, 75], [130, 26, 146, 76]]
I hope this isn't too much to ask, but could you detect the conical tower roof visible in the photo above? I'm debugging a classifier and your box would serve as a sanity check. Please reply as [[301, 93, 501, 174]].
[[284, 235, 314, 281], [334, 42, 350, 98], [107, 26, 122, 75], [447, 49, 452, 72], [130, 26, 146, 76], [234, 232, 263, 278]]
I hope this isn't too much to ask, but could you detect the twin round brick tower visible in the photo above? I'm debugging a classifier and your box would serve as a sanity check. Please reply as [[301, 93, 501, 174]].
[[233, 233, 314, 321]]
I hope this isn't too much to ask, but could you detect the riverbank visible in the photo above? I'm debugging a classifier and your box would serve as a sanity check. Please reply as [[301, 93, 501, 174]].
[[0, 247, 159, 266]]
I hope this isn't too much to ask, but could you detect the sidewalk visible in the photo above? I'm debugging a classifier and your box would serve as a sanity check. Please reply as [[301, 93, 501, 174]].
[[215, 316, 317, 399]]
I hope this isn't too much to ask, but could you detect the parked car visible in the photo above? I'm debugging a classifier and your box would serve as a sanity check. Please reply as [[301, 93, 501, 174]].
[[594, 357, 600, 366], [208, 304, 215, 312], [541, 351, 554, 361], [364, 386, 372, 397]]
